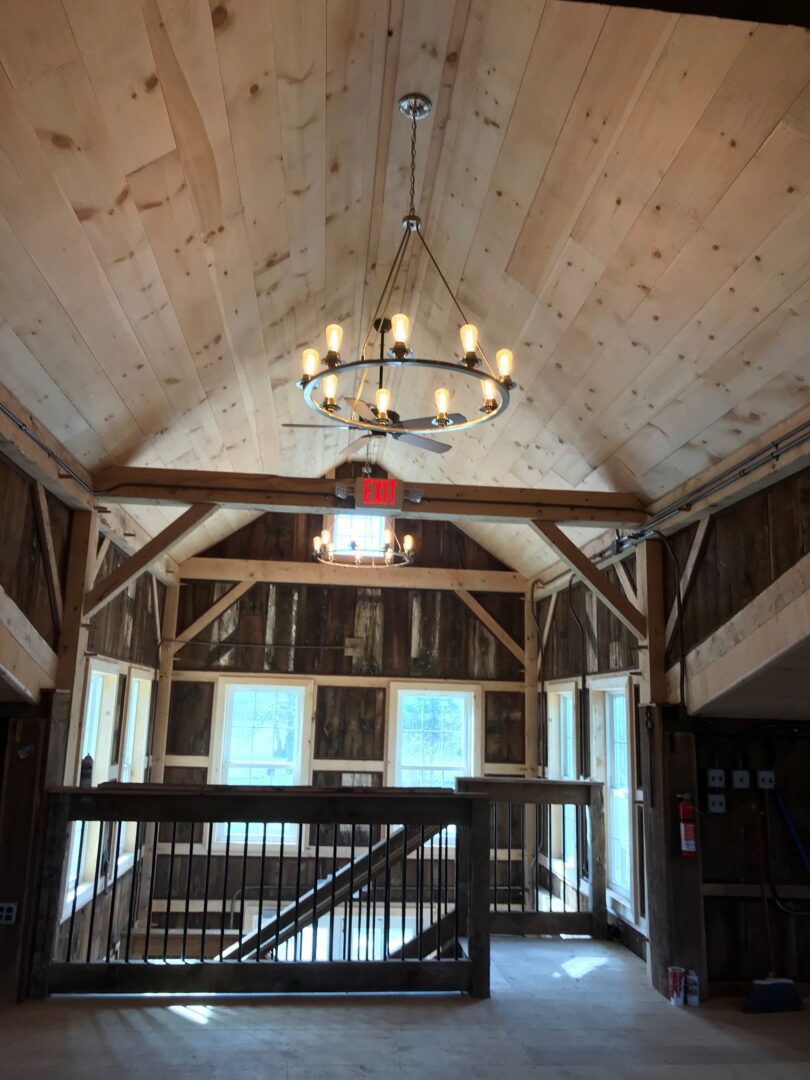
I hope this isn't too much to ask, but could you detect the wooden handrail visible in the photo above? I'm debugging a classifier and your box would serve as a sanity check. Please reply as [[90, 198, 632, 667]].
[[455, 777, 600, 805]]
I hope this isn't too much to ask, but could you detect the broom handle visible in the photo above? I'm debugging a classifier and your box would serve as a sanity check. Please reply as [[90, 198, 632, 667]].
[[755, 793, 776, 976]]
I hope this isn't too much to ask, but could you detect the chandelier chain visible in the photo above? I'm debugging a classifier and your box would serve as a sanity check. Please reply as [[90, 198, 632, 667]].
[[409, 112, 417, 217]]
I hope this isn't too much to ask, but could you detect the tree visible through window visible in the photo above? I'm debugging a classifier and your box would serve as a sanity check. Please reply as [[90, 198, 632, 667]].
[[395, 689, 473, 789]]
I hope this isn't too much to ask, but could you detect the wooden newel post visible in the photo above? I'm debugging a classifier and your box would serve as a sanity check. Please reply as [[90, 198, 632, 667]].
[[29, 793, 70, 999], [588, 784, 608, 939], [467, 795, 491, 999]]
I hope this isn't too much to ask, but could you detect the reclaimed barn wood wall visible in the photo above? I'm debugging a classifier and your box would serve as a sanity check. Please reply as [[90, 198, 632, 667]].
[[663, 467, 810, 666], [0, 451, 70, 649], [697, 722, 810, 989], [87, 543, 163, 669]]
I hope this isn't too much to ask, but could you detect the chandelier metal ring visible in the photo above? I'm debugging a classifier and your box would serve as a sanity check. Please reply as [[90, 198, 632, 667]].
[[300, 358, 511, 435]]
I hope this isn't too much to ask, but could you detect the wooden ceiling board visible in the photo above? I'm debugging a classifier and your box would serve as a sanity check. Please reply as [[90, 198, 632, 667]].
[[0, 0, 807, 577]]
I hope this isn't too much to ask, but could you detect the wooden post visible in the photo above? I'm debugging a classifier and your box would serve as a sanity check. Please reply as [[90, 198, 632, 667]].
[[524, 588, 539, 910], [28, 792, 70, 998], [636, 540, 666, 705], [588, 784, 608, 939], [57, 511, 99, 784], [149, 585, 180, 783], [467, 796, 491, 999]]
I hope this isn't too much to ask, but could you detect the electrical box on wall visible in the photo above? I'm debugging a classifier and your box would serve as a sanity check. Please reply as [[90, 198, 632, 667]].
[[706, 769, 726, 789], [732, 770, 750, 789], [0, 902, 17, 925], [707, 793, 726, 814], [757, 770, 776, 790]]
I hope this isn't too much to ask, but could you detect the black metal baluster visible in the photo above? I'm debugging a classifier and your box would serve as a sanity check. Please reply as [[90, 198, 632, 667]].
[[347, 824, 356, 961], [312, 823, 321, 962], [562, 804, 567, 913], [220, 822, 231, 960], [124, 821, 141, 963], [105, 819, 123, 962], [144, 820, 159, 961], [163, 821, 177, 962], [256, 822, 267, 962], [293, 824, 303, 962], [429, 826, 434, 928], [436, 827, 443, 960], [534, 803, 540, 913], [520, 802, 526, 912], [454, 826, 460, 956], [576, 805, 582, 913], [329, 826, 338, 962], [493, 805, 499, 911], [275, 823, 285, 961], [238, 823, 249, 963], [383, 824, 391, 960], [507, 803, 513, 913], [417, 826, 425, 960], [400, 825, 407, 959], [548, 804, 553, 913], [201, 821, 213, 961], [182, 822, 194, 961], [66, 819, 85, 963], [365, 827, 372, 961], [85, 821, 105, 963]]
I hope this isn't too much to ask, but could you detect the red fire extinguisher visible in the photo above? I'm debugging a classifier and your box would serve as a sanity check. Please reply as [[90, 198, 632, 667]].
[[677, 796, 697, 856]]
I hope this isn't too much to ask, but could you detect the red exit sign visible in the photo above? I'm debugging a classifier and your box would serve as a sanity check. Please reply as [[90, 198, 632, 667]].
[[354, 476, 405, 512]]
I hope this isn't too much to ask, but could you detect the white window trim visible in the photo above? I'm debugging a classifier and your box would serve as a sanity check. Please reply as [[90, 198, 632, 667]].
[[208, 675, 315, 852], [385, 681, 484, 787]]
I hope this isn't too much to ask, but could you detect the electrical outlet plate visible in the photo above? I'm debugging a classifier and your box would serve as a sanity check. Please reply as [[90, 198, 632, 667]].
[[732, 769, 750, 790], [707, 793, 726, 814], [707, 768, 726, 789], [757, 770, 775, 790], [0, 902, 17, 925]]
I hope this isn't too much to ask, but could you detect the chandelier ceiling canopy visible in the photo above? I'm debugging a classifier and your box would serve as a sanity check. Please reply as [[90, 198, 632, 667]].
[[290, 92, 516, 457]]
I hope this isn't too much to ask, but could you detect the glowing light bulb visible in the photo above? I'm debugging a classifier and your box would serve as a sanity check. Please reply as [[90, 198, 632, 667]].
[[391, 313, 409, 345], [383, 528, 393, 548], [434, 387, 450, 418], [301, 348, 318, 379], [375, 387, 391, 420], [323, 374, 338, 403], [384, 547, 394, 565], [403, 534, 414, 554], [325, 323, 343, 355], [321, 528, 331, 546], [497, 348, 513, 379], [327, 540, 335, 558], [313, 535, 322, 554], [483, 379, 496, 402], [460, 323, 478, 355]]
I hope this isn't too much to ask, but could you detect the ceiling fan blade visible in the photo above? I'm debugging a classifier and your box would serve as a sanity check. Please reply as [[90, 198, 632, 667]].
[[344, 396, 375, 422], [399, 412, 466, 429], [394, 431, 451, 454], [340, 435, 374, 458]]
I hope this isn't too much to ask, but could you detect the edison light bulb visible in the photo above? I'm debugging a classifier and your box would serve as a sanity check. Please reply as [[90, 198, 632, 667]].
[[384, 547, 394, 565], [301, 348, 318, 378], [434, 387, 450, 417], [323, 373, 338, 403], [497, 348, 513, 379], [375, 386, 391, 419], [391, 313, 409, 345], [403, 534, 414, 554], [483, 379, 496, 402], [313, 535, 322, 554], [325, 323, 343, 355], [321, 528, 331, 547], [327, 540, 335, 558], [460, 323, 478, 355], [383, 527, 393, 548]]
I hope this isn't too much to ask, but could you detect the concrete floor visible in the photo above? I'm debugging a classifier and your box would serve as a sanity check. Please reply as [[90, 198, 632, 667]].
[[1, 939, 807, 1079]]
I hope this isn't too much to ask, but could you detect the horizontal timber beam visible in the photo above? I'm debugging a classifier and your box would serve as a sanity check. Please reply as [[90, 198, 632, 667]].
[[178, 558, 527, 593], [531, 520, 647, 641], [85, 505, 216, 619], [93, 466, 647, 526]]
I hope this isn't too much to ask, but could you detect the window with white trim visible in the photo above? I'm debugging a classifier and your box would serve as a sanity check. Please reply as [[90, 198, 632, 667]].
[[215, 682, 307, 842], [332, 513, 386, 557], [606, 689, 632, 897], [392, 688, 475, 789]]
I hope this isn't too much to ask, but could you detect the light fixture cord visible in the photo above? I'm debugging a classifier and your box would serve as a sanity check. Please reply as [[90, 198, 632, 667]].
[[409, 112, 417, 218]]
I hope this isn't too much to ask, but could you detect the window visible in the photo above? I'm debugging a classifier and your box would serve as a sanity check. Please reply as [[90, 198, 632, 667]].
[[559, 693, 576, 780], [606, 690, 632, 896], [216, 682, 308, 842], [332, 513, 386, 557], [393, 688, 475, 789], [120, 674, 153, 851]]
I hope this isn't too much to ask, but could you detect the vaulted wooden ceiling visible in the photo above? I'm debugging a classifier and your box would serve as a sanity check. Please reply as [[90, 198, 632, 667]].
[[0, 0, 808, 575]]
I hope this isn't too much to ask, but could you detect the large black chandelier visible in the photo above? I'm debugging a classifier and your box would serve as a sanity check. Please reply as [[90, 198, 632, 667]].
[[292, 93, 516, 456]]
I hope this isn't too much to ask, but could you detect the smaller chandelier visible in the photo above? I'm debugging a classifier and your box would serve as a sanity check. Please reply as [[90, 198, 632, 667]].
[[312, 526, 415, 567]]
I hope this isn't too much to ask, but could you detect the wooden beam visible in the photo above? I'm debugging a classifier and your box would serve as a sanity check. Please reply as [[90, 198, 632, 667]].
[[614, 558, 638, 609], [31, 483, 63, 632], [558, 0, 810, 30], [84, 505, 216, 619], [538, 592, 557, 679], [637, 540, 667, 704], [665, 516, 711, 648], [149, 585, 180, 784], [0, 584, 57, 701], [524, 589, 539, 776], [150, 575, 162, 647], [531, 521, 647, 640], [58, 511, 99, 783], [454, 589, 526, 667], [93, 465, 647, 526], [170, 582, 255, 656], [179, 557, 528, 593], [91, 537, 111, 587]]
